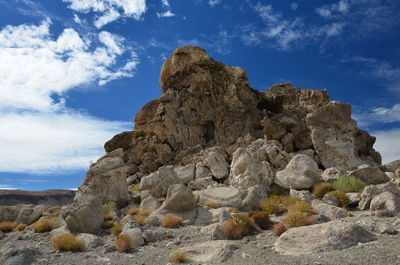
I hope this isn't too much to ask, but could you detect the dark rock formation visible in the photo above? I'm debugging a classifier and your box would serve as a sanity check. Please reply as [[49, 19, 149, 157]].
[[0, 189, 75, 206]]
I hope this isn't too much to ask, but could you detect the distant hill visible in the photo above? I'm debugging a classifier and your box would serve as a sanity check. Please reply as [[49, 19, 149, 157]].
[[0, 189, 75, 206]]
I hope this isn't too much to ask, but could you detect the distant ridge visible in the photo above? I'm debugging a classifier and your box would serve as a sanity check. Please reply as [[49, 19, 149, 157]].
[[0, 189, 75, 206]]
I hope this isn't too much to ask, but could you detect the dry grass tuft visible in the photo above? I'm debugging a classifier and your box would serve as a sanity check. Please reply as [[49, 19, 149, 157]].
[[273, 222, 287, 237], [104, 210, 116, 220], [260, 195, 301, 215], [101, 221, 114, 229], [287, 201, 318, 215], [52, 233, 84, 251], [328, 190, 350, 208], [170, 250, 188, 262], [313, 182, 335, 199], [161, 215, 183, 228], [229, 208, 238, 214], [220, 214, 259, 240], [16, 223, 28, 231], [34, 218, 56, 233], [127, 207, 140, 216], [52, 209, 62, 217], [203, 202, 221, 209], [283, 212, 316, 228], [133, 184, 141, 191], [112, 223, 122, 236], [116, 234, 136, 253], [248, 211, 272, 230], [0, 222, 17, 232], [157, 197, 166, 202], [135, 210, 151, 225]]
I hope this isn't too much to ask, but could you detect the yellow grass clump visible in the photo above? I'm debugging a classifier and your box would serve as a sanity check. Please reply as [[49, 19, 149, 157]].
[[112, 223, 122, 236], [135, 210, 152, 225], [52, 209, 62, 217], [287, 201, 318, 215], [0, 222, 17, 232], [328, 190, 350, 208], [161, 215, 183, 228], [220, 214, 259, 240], [248, 211, 272, 230], [101, 221, 114, 229], [116, 234, 136, 253], [273, 222, 287, 237], [34, 218, 56, 233], [283, 212, 316, 228], [133, 184, 141, 191], [313, 182, 335, 199], [203, 202, 221, 209], [260, 195, 301, 215], [104, 210, 116, 220], [127, 207, 140, 216], [51, 234, 84, 252], [17, 223, 28, 231], [170, 250, 188, 262]]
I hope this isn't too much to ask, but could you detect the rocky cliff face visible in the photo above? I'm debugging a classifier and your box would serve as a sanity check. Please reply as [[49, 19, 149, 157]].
[[105, 46, 381, 174]]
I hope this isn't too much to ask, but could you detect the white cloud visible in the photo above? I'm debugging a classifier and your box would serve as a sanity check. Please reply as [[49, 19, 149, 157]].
[[0, 20, 136, 174], [290, 3, 298, 11], [209, 0, 221, 7], [0, 110, 130, 174], [63, 0, 146, 28], [372, 128, 400, 163], [161, 0, 170, 7], [0, 20, 138, 112], [157, 10, 175, 18], [354, 104, 400, 126], [316, 0, 349, 17]]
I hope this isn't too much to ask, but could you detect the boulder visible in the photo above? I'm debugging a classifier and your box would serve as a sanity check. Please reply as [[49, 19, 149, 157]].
[[140, 166, 180, 198], [81, 156, 129, 207], [289, 189, 317, 204], [322, 193, 339, 206], [202, 146, 229, 180], [321, 167, 345, 182], [173, 240, 236, 263], [311, 200, 348, 219], [139, 196, 161, 212], [275, 220, 376, 255], [0, 205, 23, 222], [199, 187, 243, 208], [0, 244, 41, 265], [229, 148, 273, 188], [120, 228, 144, 247], [195, 162, 212, 179], [384, 160, 400, 173], [347, 192, 360, 207], [195, 206, 230, 226], [62, 190, 103, 234], [347, 165, 389, 185], [188, 177, 216, 190], [370, 191, 400, 216], [275, 154, 320, 189], [142, 230, 169, 242], [76, 233, 103, 250], [174, 164, 195, 184], [241, 185, 268, 211], [359, 182, 400, 210], [15, 204, 45, 225]]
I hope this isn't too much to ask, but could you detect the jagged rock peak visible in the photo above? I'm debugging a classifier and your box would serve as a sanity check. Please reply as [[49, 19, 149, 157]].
[[104, 46, 381, 174]]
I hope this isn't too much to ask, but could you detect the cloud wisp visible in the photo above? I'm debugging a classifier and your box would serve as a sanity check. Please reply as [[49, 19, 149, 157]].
[[0, 20, 134, 174]]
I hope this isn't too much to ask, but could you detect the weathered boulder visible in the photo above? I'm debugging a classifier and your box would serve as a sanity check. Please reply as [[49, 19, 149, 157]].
[[174, 164, 195, 184], [321, 167, 345, 182], [311, 200, 348, 219], [359, 182, 400, 210], [188, 177, 216, 190], [370, 191, 400, 216], [120, 228, 144, 247], [290, 189, 317, 204], [76, 233, 103, 250], [202, 146, 229, 180], [229, 148, 273, 188], [275, 154, 320, 189], [140, 166, 180, 198], [173, 240, 236, 263], [347, 192, 360, 207], [241, 185, 268, 211], [384, 160, 400, 173], [62, 190, 103, 234], [81, 156, 129, 207], [0, 244, 41, 265], [275, 220, 376, 255], [322, 193, 339, 207], [0, 205, 23, 222], [15, 205, 45, 225], [139, 196, 161, 212], [347, 165, 389, 185], [199, 187, 243, 208], [195, 207, 230, 226]]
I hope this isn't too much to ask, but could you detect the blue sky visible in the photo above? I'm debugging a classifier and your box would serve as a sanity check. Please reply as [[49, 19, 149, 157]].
[[0, 0, 399, 190]]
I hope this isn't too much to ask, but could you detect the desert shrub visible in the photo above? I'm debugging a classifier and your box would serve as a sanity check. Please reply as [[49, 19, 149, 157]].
[[229, 208, 238, 214], [267, 189, 284, 197], [170, 250, 188, 262], [273, 222, 287, 237], [16, 224, 28, 231], [104, 210, 116, 220], [0, 222, 17, 232], [203, 202, 221, 209], [102, 201, 117, 215], [116, 234, 136, 253], [52, 209, 62, 217], [283, 212, 315, 228], [161, 215, 183, 228], [34, 218, 56, 233], [328, 190, 350, 207], [127, 207, 140, 215], [112, 223, 122, 236], [135, 210, 151, 225], [52, 234, 84, 252], [287, 201, 317, 215], [101, 221, 114, 229], [133, 184, 141, 191], [220, 214, 258, 239], [313, 182, 335, 198], [248, 211, 272, 230], [333, 175, 366, 193], [260, 195, 301, 215]]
